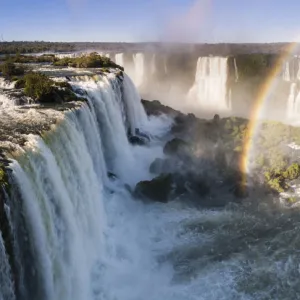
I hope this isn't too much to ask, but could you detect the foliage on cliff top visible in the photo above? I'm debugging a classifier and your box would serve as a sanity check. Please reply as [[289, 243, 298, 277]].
[[0, 61, 25, 78], [21, 73, 79, 103], [6, 53, 57, 64], [0, 41, 75, 55], [53, 53, 124, 70], [0, 164, 8, 187], [23, 73, 54, 101], [217, 117, 300, 193]]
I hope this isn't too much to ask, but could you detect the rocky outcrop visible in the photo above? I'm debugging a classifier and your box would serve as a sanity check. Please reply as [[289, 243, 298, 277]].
[[134, 174, 173, 203], [163, 138, 190, 156]]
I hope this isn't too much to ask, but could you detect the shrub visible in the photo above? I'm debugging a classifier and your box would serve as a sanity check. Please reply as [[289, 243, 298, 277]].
[[23, 73, 54, 102], [283, 163, 300, 180], [0, 61, 24, 78], [54, 53, 124, 70]]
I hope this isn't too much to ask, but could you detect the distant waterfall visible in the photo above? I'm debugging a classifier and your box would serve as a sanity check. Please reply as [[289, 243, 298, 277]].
[[233, 58, 239, 82], [287, 82, 300, 120], [131, 53, 145, 88], [188, 57, 229, 111], [283, 62, 290, 82], [115, 53, 124, 67]]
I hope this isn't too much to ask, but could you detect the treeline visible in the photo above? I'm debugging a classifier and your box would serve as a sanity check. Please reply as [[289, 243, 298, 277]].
[[0, 42, 75, 55]]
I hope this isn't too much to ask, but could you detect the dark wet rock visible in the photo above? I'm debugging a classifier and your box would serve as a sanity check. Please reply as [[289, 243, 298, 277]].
[[163, 138, 190, 156], [232, 182, 249, 199], [149, 158, 165, 174], [141, 99, 179, 117], [134, 174, 173, 203], [135, 128, 150, 142], [73, 88, 87, 96], [129, 136, 147, 146], [107, 172, 118, 180], [184, 177, 210, 197]]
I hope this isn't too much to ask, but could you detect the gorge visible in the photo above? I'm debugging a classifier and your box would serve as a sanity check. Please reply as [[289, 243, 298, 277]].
[[1, 49, 300, 300]]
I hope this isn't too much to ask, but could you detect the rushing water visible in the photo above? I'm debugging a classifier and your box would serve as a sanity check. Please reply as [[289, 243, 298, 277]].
[[2, 71, 300, 300]]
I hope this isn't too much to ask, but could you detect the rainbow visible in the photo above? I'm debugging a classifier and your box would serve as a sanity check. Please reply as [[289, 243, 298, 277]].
[[239, 42, 300, 187]]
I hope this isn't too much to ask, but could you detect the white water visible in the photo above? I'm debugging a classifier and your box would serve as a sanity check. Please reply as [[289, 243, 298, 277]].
[[188, 57, 229, 112], [287, 82, 300, 120], [132, 53, 145, 88], [4, 69, 298, 299], [234, 58, 239, 82], [3, 71, 244, 300], [115, 53, 124, 67], [283, 62, 290, 82], [0, 78, 15, 90], [0, 230, 15, 300]]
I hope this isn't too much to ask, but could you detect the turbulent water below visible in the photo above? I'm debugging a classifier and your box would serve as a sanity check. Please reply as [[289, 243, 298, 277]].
[[1, 71, 300, 300]]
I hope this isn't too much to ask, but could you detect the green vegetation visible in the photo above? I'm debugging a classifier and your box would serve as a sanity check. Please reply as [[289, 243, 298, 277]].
[[0, 41, 75, 55], [0, 61, 25, 78], [218, 117, 300, 194], [23, 73, 54, 101], [17, 73, 79, 103], [54, 53, 124, 70], [0, 164, 8, 187]]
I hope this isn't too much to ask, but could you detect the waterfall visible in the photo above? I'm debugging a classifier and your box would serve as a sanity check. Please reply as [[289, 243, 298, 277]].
[[70, 74, 149, 182], [188, 57, 229, 111], [0, 229, 15, 300], [283, 61, 290, 82], [3, 71, 170, 300], [233, 58, 239, 82], [115, 53, 124, 67], [132, 53, 145, 88], [286, 82, 300, 120], [287, 83, 296, 119], [297, 59, 300, 81], [150, 54, 156, 76]]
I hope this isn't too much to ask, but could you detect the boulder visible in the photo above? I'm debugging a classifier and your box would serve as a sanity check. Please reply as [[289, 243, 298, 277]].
[[73, 88, 87, 96], [129, 136, 147, 146], [107, 172, 118, 180], [134, 174, 173, 203], [128, 129, 150, 146], [149, 158, 164, 174], [163, 138, 189, 156], [141, 99, 178, 116], [135, 128, 150, 142]]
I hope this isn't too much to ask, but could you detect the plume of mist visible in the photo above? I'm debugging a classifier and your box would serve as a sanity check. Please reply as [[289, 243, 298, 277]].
[[160, 0, 212, 43]]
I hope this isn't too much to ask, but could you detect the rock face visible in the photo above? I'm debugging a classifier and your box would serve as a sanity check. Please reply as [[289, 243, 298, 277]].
[[134, 174, 173, 203], [128, 136, 147, 146], [128, 128, 150, 146], [141, 99, 179, 117], [163, 138, 190, 156]]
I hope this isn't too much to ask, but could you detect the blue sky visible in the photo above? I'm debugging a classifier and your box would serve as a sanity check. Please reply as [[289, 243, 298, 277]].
[[1, 0, 300, 42]]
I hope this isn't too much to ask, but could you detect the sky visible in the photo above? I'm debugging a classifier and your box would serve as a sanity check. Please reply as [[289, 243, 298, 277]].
[[1, 0, 300, 43]]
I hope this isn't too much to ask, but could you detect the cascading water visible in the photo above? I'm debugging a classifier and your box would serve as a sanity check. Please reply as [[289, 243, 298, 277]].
[[132, 53, 145, 88], [287, 82, 300, 120], [3, 62, 300, 300], [234, 57, 239, 82], [2, 72, 171, 300], [188, 57, 229, 111], [0, 229, 15, 300], [283, 61, 290, 82], [115, 53, 124, 68]]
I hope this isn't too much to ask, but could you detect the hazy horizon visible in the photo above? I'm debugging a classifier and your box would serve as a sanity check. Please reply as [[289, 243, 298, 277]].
[[1, 0, 300, 43]]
